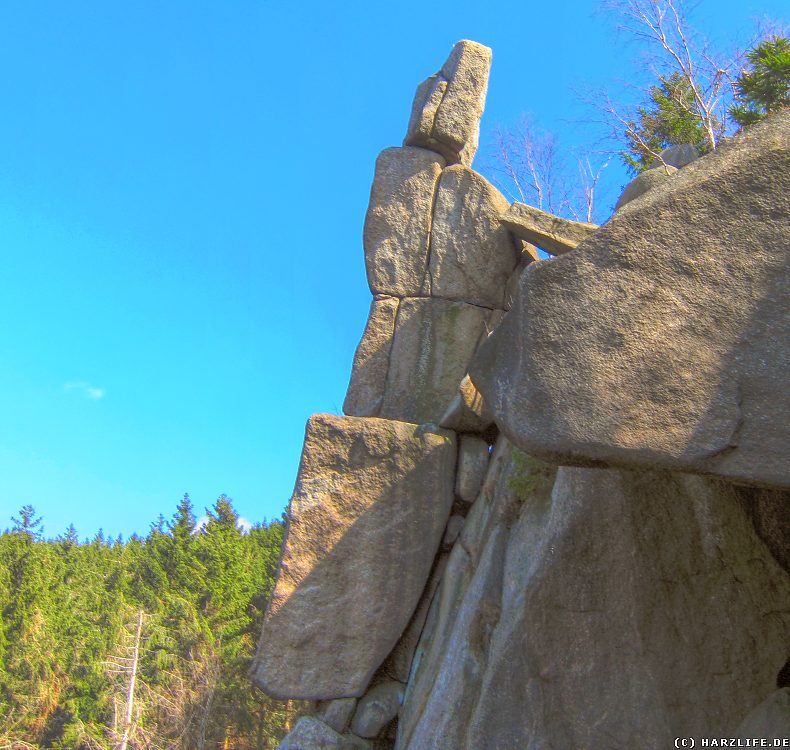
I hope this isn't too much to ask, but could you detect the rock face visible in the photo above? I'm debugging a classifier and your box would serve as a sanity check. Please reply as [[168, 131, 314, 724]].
[[364, 148, 444, 297], [405, 40, 491, 167], [251, 414, 456, 700], [378, 298, 495, 424], [256, 41, 790, 750], [428, 166, 517, 307], [733, 689, 790, 739], [344, 297, 399, 417], [501, 201, 598, 256], [472, 112, 790, 489], [397, 453, 790, 749], [614, 162, 678, 209]]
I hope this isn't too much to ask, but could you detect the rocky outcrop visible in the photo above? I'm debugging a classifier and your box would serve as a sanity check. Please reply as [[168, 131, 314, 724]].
[[377, 298, 496, 424], [404, 40, 492, 167], [733, 689, 790, 740], [364, 148, 444, 298], [251, 414, 455, 700], [501, 201, 598, 255], [427, 166, 517, 307], [257, 42, 789, 750], [614, 162, 678, 209], [398, 455, 790, 749], [473, 112, 790, 489]]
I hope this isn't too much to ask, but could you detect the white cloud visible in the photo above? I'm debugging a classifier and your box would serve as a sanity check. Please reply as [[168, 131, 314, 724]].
[[193, 514, 253, 534], [63, 381, 105, 400], [237, 516, 253, 533]]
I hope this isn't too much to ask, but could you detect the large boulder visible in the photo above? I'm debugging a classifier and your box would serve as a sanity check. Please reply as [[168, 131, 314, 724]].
[[251, 415, 456, 700], [344, 297, 399, 418], [472, 112, 790, 488], [614, 163, 677, 210], [364, 147, 444, 297], [276, 717, 368, 750], [378, 297, 499, 424], [397, 454, 790, 749], [404, 41, 491, 167], [427, 165, 518, 308], [733, 688, 790, 740]]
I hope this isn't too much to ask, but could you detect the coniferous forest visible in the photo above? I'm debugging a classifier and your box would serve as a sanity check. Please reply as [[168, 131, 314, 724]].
[[0, 496, 304, 749]]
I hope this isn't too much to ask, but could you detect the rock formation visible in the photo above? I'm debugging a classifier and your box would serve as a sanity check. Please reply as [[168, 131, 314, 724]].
[[253, 40, 790, 749]]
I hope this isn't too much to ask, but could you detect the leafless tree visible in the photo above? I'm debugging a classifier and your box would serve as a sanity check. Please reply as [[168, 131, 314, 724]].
[[601, 0, 740, 150], [487, 117, 611, 223]]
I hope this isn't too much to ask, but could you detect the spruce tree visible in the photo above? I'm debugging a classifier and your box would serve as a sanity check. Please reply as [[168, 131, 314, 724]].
[[730, 36, 790, 128]]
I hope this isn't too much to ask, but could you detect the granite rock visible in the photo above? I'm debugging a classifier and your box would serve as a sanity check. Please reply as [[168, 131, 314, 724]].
[[501, 202, 598, 256], [364, 147, 445, 297], [379, 297, 494, 424], [251, 414, 456, 700], [344, 297, 399, 418], [351, 680, 406, 739], [427, 165, 518, 307], [405, 41, 491, 167], [472, 112, 790, 488]]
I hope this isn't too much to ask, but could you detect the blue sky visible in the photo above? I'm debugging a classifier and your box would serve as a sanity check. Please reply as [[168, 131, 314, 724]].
[[0, 1, 785, 539]]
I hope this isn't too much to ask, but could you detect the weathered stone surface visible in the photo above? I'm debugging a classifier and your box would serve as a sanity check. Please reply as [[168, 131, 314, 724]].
[[427, 166, 518, 307], [658, 142, 699, 169], [441, 515, 464, 550], [398, 462, 790, 749], [405, 75, 447, 148], [733, 689, 790, 740], [501, 202, 598, 256], [614, 163, 678, 210], [364, 147, 445, 297], [472, 112, 790, 488], [251, 415, 456, 700], [318, 698, 358, 734], [504, 246, 539, 310], [455, 435, 489, 503], [381, 554, 449, 684], [397, 438, 535, 750], [405, 41, 491, 167], [746, 487, 790, 573], [379, 297, 493, 424], [277, 716, 368, 750], [351, 681, 405, 739], [439, 374, 494, 433], [344, 297, 399, 418]]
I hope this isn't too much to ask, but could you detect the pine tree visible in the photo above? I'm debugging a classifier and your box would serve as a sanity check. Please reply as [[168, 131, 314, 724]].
[[730, 36, 790, 128], [622, 73, 717, 173]]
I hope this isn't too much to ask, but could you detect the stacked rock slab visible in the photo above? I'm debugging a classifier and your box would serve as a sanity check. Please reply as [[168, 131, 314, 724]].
[[254, 40, 522, 749], [251, 414, 456, 701], [254, 42, 790, 750], [345, 39, 523, 426]]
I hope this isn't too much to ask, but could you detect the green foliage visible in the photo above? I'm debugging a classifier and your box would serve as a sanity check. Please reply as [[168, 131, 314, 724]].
[[0, 499, 293, 749], [730, 36, 790, 128], [621, 73, 717, 173], [507, 450, 556, 501]]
